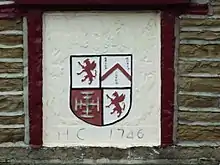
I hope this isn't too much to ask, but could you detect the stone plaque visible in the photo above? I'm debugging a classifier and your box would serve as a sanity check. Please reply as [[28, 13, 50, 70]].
[[43, 12, 161, 147]]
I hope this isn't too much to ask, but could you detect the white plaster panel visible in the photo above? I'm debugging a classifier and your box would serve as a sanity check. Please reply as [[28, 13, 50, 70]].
[[43, 11, 161, 148]]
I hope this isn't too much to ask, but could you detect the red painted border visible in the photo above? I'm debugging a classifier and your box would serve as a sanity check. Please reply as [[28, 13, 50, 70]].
[[27, 10, 43, 148], [0, 7, 21, 19], [185, 4, 209, 15], [15, 0, 189, 5], [161, 11, 175, 147], [26, 9, 176, 147]]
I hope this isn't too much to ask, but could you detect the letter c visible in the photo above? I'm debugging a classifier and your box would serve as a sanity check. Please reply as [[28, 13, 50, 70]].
[[77, 128, 85, 140]]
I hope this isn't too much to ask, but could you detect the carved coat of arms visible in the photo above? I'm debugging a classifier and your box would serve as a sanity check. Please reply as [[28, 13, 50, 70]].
[[70, 54, 132, 126]]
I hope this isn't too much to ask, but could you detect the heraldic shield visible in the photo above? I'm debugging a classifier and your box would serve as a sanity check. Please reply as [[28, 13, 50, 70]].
[[69, 54, 132, 126]]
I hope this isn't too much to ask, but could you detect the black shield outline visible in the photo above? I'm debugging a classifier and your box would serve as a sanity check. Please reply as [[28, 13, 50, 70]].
[[69, 54, 132, 127]]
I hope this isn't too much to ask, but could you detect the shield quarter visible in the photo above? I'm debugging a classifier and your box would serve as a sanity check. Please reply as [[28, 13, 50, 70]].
[[70, 54, 132, 126]]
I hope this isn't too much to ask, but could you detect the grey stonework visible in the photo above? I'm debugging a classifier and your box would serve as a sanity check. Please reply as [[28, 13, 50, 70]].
[[176, 0, 220, 144], [0, 147, 220, 165]]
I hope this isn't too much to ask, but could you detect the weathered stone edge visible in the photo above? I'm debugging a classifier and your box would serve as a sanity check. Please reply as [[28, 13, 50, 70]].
[[0, 146, 220, 164], [0, 159, 218, 165]]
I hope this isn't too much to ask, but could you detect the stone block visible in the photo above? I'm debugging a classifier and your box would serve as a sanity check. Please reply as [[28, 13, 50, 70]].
[[180, 31, 220, 41], [0, 35, 22, 45], [180, 18, 220, 27], [179, 44, 220, 58], [178, 95, 219, 108], [0, 115, 24, 125], [213, 5, 220, 15], [0, 19, 22, 31], [178, 112, 220, 122], [0, 95, 23, 112], [178, 77, 220, 93], [177, 125, 220, 141], [0, 128, 24, 143], [178, 61, 220, 74], [0, 48, 23, 58], [0, 62, 23, 73], [0, 78, 23, 91]]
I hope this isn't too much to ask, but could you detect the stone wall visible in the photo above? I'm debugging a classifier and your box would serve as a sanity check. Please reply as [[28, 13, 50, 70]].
[[0, 18, 25, 144], [0, 1, 216, 147], [177, 0, 220, 145], [2, 0, 220, 165]]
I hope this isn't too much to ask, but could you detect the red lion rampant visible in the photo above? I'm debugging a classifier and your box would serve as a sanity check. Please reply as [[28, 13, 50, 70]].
[[77, 59, 97, 85], [106, 91, 126, 118]]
